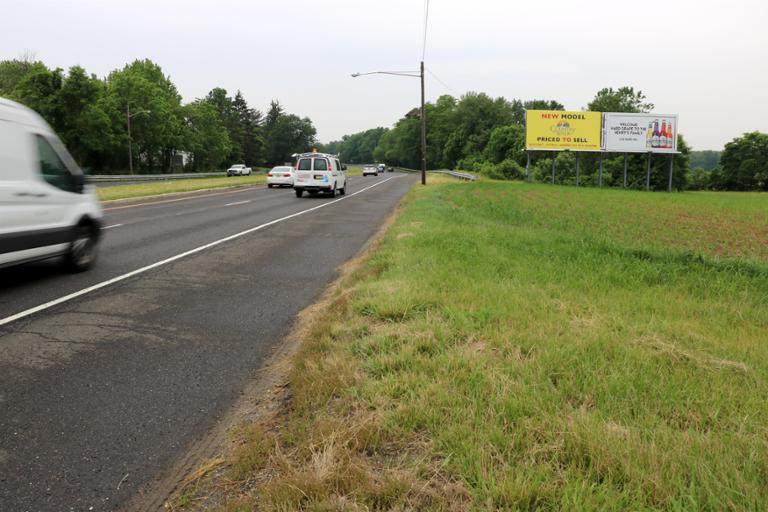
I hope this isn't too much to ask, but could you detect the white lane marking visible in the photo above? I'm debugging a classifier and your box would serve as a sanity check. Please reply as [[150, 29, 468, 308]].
[[103, 224, 124, 230], [102, 186, 261, 212], [224, 200, 251, 206], [0, 176, 402, 328]]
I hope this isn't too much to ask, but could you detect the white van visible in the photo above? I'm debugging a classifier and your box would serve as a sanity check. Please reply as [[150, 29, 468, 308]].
[[0, 97, 103, 271], [293, 152, 347, 198]]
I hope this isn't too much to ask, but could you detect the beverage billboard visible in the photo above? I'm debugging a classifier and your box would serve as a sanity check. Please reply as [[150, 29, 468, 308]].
[[526, 110, 602, 151], [603, 113, 678, 153]]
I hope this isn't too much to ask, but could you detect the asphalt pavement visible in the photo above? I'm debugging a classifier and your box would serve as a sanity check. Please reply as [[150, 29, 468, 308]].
[[0, 173, 416, 511]]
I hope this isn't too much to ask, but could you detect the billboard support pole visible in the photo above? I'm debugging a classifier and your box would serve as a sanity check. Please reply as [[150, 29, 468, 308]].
[[668, 154, 674, 192], [576, 153, 580, 186], [551, 152, 555, 185], [525, 152, 530, 180], [646, 153, 652, 191], [623, 153, 628, 188], [598, 152, 603, 187]]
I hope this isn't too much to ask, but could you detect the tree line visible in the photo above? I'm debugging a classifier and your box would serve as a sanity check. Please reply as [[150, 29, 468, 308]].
[[0, 58, 317, 173], [328, 86, 768, 191], [687, 134, 768, 191]]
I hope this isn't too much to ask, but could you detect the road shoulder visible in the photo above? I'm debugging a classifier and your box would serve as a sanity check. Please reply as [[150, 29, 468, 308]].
[[130, 194, 403, 511]]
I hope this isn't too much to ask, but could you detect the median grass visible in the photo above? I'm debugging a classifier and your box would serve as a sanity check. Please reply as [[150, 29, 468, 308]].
[[97, 174, 266, 202], [192, 181, 768, 511]]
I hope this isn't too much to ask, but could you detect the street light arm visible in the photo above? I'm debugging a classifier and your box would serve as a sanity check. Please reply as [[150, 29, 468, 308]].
[[350, 62, 427, 186], [128, 109, 151, 119], [351, 70, 420, 78]]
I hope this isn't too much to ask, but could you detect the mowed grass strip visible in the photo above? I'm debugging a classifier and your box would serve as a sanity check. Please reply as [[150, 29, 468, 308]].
[[97, 174, 266, 202], [209, 181, 768, 511]]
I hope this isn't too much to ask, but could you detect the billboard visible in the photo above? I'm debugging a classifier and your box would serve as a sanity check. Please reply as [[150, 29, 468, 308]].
[[526, 110, 602, 151], [603, 113, 678, 153]]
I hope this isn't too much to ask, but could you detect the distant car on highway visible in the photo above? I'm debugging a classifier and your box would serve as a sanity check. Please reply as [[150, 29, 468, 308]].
[[226, 164, 251, 176], [377, 163, 386, 173], [362, 165, 379, 177], [0, 97, 102, 271], [293, 152, 347, 197], [386, 166, 394, 172], [267, 166, 294, 188]]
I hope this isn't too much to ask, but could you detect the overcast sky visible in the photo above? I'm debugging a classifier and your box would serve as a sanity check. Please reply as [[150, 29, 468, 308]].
[[2, 0, 766, 150]]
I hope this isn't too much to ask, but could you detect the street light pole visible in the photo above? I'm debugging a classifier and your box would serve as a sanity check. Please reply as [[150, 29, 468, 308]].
[[351, 66, 426, 185], [126, 104, 150, 175], [127, 103, 134, 175], [420, 61, 426, 186]]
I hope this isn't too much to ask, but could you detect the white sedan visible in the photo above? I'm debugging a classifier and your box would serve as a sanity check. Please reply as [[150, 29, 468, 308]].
[[267, 166, 295, 188], [362, 165, 379, 176], [227, 164, 252, 176]]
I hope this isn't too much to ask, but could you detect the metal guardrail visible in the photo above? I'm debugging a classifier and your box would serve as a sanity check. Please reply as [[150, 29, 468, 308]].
[[86, 171, 269, 183], [394, 167, 479, 181], [86, 172, 228, 183]]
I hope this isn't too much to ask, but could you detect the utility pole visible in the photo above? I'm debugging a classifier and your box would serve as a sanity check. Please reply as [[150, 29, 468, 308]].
[[420, 61, 426, 186]]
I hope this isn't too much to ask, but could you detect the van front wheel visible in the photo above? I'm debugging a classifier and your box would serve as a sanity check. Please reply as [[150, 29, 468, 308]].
[[65, 225, 98, 272]]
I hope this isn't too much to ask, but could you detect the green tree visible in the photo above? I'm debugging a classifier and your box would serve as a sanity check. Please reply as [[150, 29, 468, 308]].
[[232, 90, 265, 167], [182, 100, 232, 171], [484, 124, 525, 165], [335, 127, 388, 163], [11, 63, 64, 124], [587, 86, 654, 113], [0, 58, 41, 96], [205, 87, 244, 165], [56, 66, 116, 169], [105, 59, 186, 172], [263, 102, 317, 165], [689, 150, 721, 171], [716, 132, 768, 190]]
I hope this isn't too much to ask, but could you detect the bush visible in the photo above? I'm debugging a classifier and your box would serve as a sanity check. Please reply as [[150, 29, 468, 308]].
[[495, 158, 525, 180]]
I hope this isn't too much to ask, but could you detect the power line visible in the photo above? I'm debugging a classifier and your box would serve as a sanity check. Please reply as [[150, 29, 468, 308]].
[[426, 66, 459, 97], [422, 0, 430, 61]]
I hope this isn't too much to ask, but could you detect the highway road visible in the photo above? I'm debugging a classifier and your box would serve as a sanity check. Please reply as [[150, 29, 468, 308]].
[[0, 173, 416, 511]]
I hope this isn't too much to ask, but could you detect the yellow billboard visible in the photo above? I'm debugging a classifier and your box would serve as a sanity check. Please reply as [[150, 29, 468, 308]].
[[526, 110, 602, 150]]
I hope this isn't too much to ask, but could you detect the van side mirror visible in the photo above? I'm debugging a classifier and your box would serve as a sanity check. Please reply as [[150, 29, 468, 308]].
[[72, 172, 86, 194], [342, 165, 347, 171]]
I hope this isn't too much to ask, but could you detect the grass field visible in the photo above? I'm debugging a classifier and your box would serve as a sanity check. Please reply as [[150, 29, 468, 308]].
[[196, 181, 768, 511], [97, 174, 266, 202]]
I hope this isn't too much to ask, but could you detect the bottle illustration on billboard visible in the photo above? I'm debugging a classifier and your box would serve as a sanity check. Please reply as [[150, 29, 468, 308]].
[[660, 120, 668, 149], [646, 122, 654, 149], [666, 121, 674, 148], [652, 120, 660, 148]]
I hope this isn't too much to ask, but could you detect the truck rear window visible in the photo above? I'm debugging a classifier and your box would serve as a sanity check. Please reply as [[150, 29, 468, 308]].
[[313, 159, 328, 171], [297, 159, 312, 170]]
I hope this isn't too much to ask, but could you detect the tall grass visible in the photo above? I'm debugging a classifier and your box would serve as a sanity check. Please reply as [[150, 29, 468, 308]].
[[208, 182, 768, 511]]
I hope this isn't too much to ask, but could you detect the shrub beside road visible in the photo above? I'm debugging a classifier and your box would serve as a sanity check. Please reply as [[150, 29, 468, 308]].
[[181, 181, 768, 510]]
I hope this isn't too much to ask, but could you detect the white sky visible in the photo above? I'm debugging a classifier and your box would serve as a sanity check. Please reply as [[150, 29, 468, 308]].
[[2, 0, 766, 150]]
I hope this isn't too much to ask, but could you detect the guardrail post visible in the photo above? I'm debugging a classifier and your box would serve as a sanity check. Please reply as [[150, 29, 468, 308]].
[[646, 153, 652, 191], [525, 152, 530, 181], [598, 152, 603, 188], [668, 154, 674, 192], [623, 153, 628, 188], [551, 152, 556, 185], [576, 153, 580, 186]]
